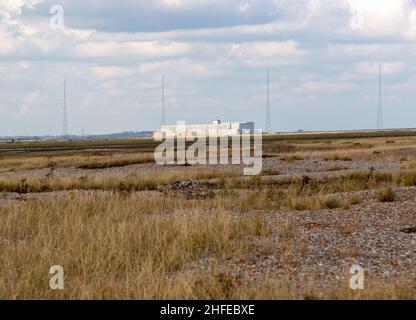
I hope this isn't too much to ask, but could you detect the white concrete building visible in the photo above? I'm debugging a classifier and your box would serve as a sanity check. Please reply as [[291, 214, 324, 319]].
[[153, 120, 254, 139]]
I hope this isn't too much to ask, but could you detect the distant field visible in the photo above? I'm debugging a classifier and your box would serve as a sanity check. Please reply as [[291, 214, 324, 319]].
[[1, 130, 415, 173], [0, 138, 156, 153], [1, 131, 416, 299], [2, 129, 416, 152]]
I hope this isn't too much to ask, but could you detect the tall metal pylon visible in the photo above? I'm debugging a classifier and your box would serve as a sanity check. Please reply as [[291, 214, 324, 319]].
[[63, 79, 68, 137], [161, 74, 167, 126], [377, 64, 383, 130], [265, 69, 271, 133]]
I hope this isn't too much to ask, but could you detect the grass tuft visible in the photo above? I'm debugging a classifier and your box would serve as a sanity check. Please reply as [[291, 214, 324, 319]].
[[377, 187, 396, 202], [350, 195, 362, 205], [320, 197, 341, 209]]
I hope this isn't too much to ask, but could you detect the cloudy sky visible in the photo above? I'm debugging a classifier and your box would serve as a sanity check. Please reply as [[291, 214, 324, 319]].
[[1, 0, 416, 135]]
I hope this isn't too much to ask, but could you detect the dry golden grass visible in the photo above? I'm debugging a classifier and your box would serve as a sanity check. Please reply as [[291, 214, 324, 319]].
[[0, 167, 241, 194], [1, 135, 416, 175], [277, 136, 416, 162], [2, 135, 416, 299], [1, 194, 414, 299], [0, 151, 154, 173], [377, 187, 396, 202], [0, 194, 268, 299], [2, 165, 416, 214]]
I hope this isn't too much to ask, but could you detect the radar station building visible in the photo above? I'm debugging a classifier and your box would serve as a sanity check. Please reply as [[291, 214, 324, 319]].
[[153, 120, 255, 139]]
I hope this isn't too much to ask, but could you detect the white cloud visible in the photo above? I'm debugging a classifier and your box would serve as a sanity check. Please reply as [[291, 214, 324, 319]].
[[15, 89, 47, 118], [348, 0, 416, 39], [88, 66, 135, 80], [1, 0, 416, 134], [25, 90, 46, 104], [356, 60, 405, 75], [139, 58, 209, 76], [347, 0, 414, 36], [74, 40, 189, 58], [230, 41, 304, 58], [239, 3, 251, 13], [80, 93, 96, 109], [0, 0, 44, 19], [161, 0, 186, 8], [293, 80, 358, 94], [17, 104, 30, 117], [0, 27, 16, 55]]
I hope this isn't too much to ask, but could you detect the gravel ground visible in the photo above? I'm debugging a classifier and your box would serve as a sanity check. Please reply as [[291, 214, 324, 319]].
[[0, 189, 162, 202], [261, 157, 400, 174], [1, 156, 413, 295], [187, 186, 416, 291], [0, 156, 401, 180]]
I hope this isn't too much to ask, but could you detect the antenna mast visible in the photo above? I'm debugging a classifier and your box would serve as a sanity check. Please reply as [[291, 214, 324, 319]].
[[161, 74, 167, 126], [377, 64, 383, 130], [265, 69, 271, 133], [63, 79, 68, 137]]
